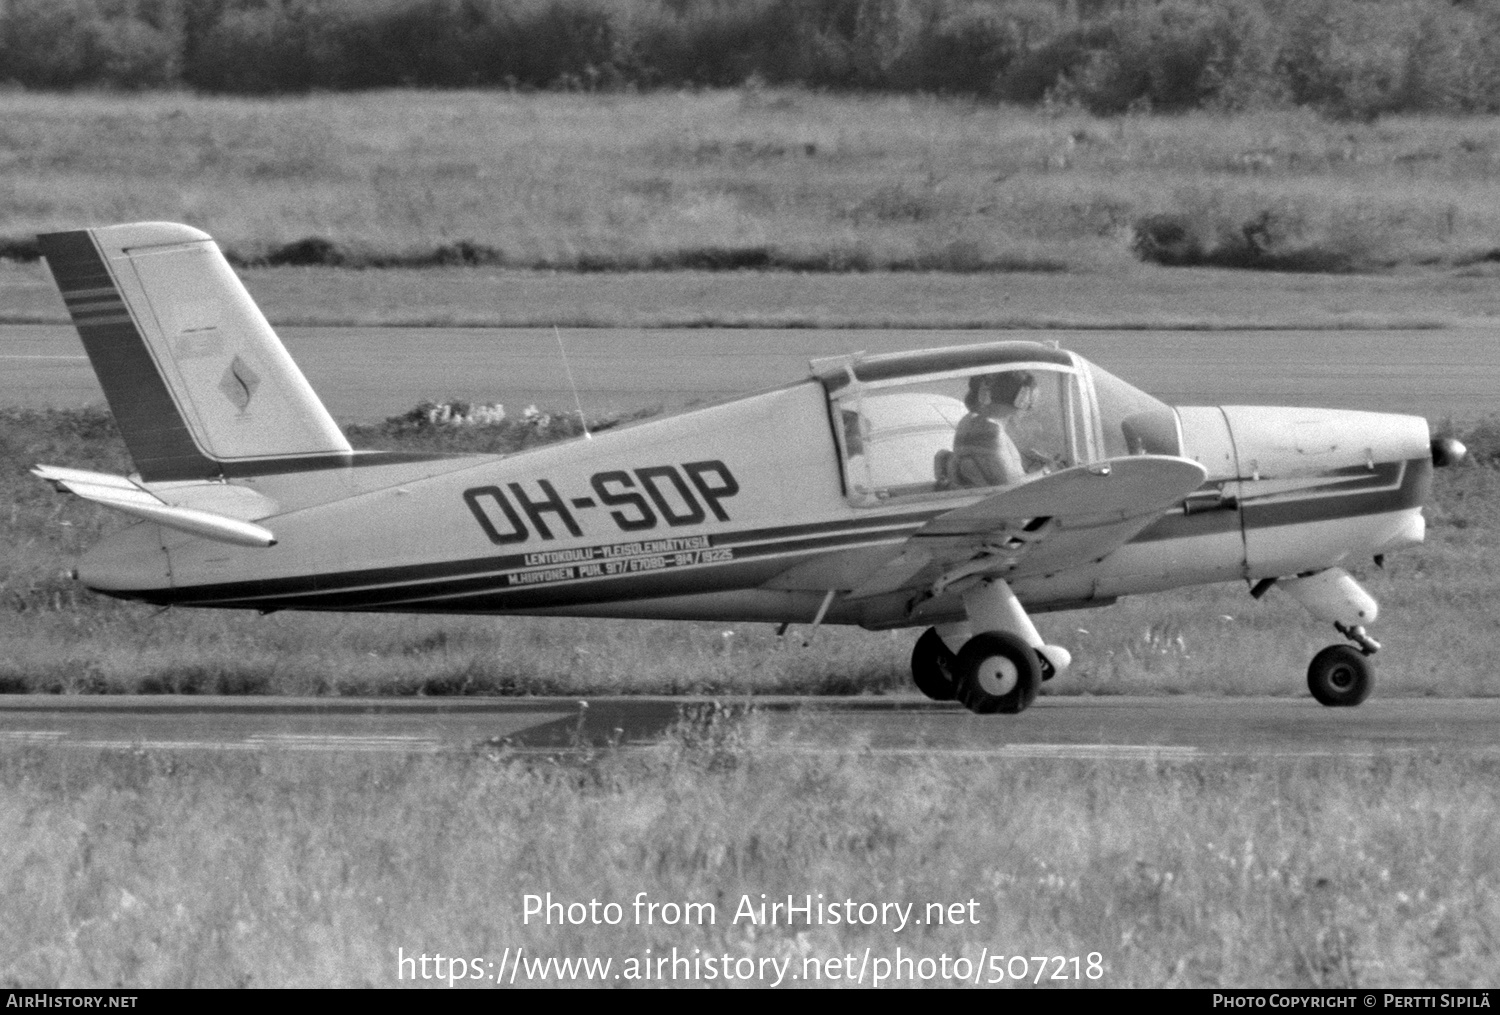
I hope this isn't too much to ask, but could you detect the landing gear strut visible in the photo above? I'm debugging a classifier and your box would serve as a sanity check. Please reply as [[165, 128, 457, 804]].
[[1270, 567, 1381, 708]]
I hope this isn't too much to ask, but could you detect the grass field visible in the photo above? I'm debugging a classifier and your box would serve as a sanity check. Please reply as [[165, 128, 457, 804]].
[[5, 89, 1500, 276], [7, 256, 1500, 330], [6, 90, 1500, 988], [10, 391, 1496, 990], [3, 741, 1497, 988]]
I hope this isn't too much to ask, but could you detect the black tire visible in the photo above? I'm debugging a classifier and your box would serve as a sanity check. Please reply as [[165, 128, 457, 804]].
[[910, 628, 958, 701], [955, 631, 1042, 715], [1307, 644, 1375, 707]]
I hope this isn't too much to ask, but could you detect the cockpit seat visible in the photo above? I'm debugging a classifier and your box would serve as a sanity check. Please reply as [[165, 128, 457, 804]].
[[934, 448, 956, 490]]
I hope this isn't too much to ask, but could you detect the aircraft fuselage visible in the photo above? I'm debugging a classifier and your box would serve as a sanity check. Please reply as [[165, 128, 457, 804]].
[[79, 381, 1431, 633]]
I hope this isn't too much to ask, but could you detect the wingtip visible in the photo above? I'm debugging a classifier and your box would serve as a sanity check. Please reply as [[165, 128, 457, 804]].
[[39, 221, 214, 249]]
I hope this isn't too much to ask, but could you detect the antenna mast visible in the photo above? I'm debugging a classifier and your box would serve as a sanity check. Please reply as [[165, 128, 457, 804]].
[[553, 325, 591, 440]]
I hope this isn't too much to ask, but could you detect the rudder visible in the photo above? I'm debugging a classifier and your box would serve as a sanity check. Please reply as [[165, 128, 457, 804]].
[[39, 222, 351, 482]]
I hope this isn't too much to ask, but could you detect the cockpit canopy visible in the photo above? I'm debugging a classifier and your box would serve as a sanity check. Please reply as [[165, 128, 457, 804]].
[[815, 341, 1181, 504]]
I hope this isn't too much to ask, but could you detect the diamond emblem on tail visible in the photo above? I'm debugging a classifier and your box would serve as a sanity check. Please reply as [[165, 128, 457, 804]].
[[219, 354, 260, 411]]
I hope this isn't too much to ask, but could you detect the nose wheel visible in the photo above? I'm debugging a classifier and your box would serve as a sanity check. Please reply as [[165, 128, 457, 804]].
[[1267, 568, 1382, 708], [1307, 643, 1375, 707]]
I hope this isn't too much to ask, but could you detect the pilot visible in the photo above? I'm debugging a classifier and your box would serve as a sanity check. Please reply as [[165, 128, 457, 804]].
[[944, 370, 1036, 489]]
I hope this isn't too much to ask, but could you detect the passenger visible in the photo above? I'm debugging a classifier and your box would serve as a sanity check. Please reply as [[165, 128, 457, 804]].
[[943, 371, 1037, 489]]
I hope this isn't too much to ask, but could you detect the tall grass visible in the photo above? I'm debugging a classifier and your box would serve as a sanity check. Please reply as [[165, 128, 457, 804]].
[[3, 91, 1500, 274], [2, 742, 1496, 986]]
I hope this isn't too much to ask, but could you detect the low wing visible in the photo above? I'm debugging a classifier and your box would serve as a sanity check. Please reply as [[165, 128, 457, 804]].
[[846, 455, 1209, 600], [33, 464, 279, 548]]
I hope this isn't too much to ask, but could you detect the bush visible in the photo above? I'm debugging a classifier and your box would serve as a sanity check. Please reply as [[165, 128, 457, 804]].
[[913, 3, 1035, 96], [1129, 209, 1367, 273], [319, 0, 495, 89], [0, 0, 182, 89], [7, 0, 1500, 116], [1277, 0, 1408, 121], [343, 400, 660, 455], [1034, 0, 1281, 115], [629, 0, 782, 87], [181, 3, 319, 93]]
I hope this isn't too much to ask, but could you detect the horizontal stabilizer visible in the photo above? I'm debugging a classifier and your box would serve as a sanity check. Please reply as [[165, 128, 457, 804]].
[[33, 465, 277, 548]]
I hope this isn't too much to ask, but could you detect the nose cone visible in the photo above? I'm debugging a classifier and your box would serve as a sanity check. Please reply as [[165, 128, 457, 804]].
[[1431, 436, 1467, 468], [1221, 407, 1434, 576], [77, 525, 171, 597]]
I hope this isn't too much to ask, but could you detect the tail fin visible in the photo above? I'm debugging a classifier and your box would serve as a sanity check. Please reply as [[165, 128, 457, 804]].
[[38, 222, 351, 482]]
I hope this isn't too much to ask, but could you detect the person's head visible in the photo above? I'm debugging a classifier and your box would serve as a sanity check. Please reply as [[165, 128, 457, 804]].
[[965, 371, 1036, 415]]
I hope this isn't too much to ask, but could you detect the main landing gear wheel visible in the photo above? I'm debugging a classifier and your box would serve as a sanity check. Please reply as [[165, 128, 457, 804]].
[[955, 631, 1042, 715], [910, 628, 958, 702], [1307, 644, 1375, 707]]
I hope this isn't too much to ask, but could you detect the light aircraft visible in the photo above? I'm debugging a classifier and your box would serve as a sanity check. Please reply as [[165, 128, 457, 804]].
[[32, 222, 1466, 714]]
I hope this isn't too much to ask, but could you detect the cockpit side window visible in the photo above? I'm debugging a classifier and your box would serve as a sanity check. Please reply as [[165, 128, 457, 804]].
[[831, 364, 1086, 504]]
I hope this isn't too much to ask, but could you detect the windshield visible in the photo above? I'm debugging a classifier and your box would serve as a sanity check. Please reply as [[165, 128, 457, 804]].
[[1084, 359, 1182, 459]]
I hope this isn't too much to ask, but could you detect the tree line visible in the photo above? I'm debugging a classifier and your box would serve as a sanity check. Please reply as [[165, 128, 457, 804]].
[[5, 0, 1500, 118]]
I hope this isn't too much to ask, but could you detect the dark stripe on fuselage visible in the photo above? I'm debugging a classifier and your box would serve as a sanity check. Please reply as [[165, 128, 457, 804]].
[[128, 509, 947, 608], [193, 449, 454, 480], [1240, 459, 1427, 530], [1132, 458, 1427, 543], [1132, 504, 1241, 542], [181, 545, 829, 613]]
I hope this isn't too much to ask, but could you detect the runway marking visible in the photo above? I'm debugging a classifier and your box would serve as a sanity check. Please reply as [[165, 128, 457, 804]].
[[67, 739, 259, 752], [0, 354, 88, 360], [772, 744, 1205, 760], [0, 733, 447, 754], [999, 743, 1202, 760], [0, 730, 67, 744], [9, 735, 1500, 759], [775, 744, 1500, 760], [246, 733, 444, 753]]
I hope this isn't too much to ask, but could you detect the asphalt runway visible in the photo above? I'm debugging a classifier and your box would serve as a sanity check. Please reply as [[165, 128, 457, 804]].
[[2, 695, 1498, 758], [2, 324, 1497, 422]]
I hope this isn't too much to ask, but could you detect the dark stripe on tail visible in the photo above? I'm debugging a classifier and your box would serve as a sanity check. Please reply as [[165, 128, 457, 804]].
[[38, 230, 219, 482]]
